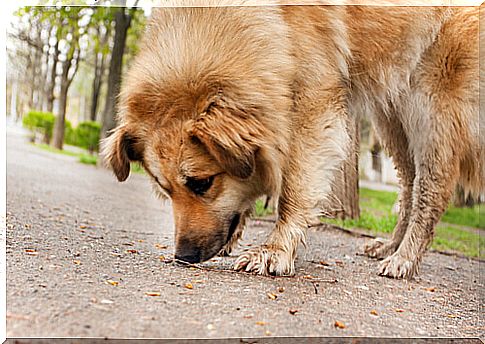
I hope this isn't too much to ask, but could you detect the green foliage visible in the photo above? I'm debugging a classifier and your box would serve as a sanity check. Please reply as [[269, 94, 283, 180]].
[[69, 121, 101, 152], [22, 111, 56, 143]]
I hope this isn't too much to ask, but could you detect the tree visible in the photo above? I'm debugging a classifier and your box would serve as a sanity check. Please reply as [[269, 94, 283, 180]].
[[52, 7, 90, 149], [89, 7, 113, 121], [100, 1, 140, 140], [325, 117, 360, 220]]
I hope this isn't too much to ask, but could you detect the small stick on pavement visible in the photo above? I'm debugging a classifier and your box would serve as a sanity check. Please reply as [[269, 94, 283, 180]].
[[167, 258, 338, 284]]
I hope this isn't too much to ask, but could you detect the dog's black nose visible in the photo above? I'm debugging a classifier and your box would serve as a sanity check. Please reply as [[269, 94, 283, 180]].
[[175, 248, 201, 264]]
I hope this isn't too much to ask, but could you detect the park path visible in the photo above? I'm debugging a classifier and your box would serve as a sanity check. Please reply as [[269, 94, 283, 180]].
[[5, 126, 484, 339]]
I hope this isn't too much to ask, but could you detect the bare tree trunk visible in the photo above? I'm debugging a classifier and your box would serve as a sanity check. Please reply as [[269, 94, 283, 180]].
[[52, 47, 79, 149], [100, 4, 132, 140], [326, 118, 360, 220], [31, 22, 43, 110], [46, 39, 60, 113], [90, 54, 106, 121], [452, 185, 476, 208], [52, 60, 72, 149]]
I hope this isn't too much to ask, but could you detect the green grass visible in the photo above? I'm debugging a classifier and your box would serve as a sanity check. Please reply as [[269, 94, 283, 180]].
[[35, 143, 80, 157], [253, 198, 274, 217], [432, 225, 484, 258], [441, 205, 484, 229], [33, 142, 145, 174], [321, 187, 484, 259], [79, 154, 97, 165]]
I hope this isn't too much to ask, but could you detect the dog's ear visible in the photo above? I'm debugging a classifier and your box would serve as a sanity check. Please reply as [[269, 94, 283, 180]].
[[186, 104, 269, 179], [101, 126, 144, 182]]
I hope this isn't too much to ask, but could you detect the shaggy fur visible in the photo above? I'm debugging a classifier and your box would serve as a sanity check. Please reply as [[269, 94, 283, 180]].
[[103, 1, 483, 279]]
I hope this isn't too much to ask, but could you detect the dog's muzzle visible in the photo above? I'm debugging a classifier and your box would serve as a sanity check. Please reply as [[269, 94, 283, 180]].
[[175, 213, 241, 264]]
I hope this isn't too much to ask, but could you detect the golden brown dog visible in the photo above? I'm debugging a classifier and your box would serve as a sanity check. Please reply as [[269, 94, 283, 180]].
[[103, 0, 483, 279]]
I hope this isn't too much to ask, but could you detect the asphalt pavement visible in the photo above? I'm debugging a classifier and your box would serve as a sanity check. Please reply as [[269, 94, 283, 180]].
[[5, 127, 484, 339]]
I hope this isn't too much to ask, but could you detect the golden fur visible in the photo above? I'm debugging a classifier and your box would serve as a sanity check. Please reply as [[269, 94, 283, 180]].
[[103, 1, 483, 279]]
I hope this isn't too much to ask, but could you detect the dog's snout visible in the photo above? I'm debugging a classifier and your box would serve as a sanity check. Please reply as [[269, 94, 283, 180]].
[[175, 240, 202, 264]]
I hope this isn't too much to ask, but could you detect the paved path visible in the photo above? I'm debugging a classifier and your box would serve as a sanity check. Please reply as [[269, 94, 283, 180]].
[[6, 128, 484, 339]]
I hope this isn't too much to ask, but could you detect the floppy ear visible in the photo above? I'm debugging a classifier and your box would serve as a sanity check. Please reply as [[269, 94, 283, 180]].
[[101, 126, 144, 182], [186, 104, 270, 179]]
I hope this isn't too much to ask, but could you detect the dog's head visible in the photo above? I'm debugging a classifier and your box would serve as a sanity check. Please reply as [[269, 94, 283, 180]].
[[102, 4, 294, 264], [103, 96, 284, 263]]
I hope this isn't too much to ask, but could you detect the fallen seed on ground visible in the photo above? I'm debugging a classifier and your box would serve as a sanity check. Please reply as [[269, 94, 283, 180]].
[[145, 292, 161, 296], [184, 283, 193, 289], [289, 309, 298, 315], [106, 280, 119, 286], [370, 310, 378, 316], [267, 293, 277, 300], [255, 321, 267, 326], [334, 321, 346, 329], [425, 287, 436, 292]]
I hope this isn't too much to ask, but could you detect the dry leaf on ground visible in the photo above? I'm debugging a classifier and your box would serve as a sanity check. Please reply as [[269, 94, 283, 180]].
[[106, 280, 119, 286], [334, 321, 346, 329], [267, 293, 277, 300]]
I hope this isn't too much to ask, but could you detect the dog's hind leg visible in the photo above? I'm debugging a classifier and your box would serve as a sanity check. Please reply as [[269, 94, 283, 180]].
[[379, 153, 459, 279], [364, 113, 415, 259]]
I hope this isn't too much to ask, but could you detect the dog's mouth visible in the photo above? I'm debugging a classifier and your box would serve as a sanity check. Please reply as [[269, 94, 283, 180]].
[[226, 212, 241, 244]]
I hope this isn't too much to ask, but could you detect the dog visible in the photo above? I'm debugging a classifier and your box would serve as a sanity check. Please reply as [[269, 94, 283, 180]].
[[103, 0, 483, 279]]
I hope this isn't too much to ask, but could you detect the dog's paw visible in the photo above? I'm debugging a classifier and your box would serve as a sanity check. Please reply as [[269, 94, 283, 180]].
[[233, 246, 294, 276], [364, 238, 398, 259], [379, 252, 417, 279]]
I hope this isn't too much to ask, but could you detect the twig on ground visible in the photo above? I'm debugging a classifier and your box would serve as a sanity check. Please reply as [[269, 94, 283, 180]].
[[163, 258, 338, 283]]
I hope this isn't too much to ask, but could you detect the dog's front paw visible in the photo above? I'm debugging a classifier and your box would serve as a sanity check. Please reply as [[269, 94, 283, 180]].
[[233, 245, 295, 276], [364, 238, 398, 259], [379, 252, 417, 279]]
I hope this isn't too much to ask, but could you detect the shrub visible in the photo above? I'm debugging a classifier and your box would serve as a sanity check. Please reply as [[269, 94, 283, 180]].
[[22, 111, 56, 143], [71, 121, 101, 153]]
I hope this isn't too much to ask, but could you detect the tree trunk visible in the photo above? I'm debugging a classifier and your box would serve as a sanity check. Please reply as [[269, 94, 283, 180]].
[[452, 185, 475, 208], [100, 5, 131, 140], [46, 31, 60, 113], [52, 59, 72, 149], [326, 118, 360, 220], [90, 51, 106, 121]]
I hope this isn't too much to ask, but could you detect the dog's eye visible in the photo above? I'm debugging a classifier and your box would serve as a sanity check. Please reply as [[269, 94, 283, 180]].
[[185, 176, 215, 196]]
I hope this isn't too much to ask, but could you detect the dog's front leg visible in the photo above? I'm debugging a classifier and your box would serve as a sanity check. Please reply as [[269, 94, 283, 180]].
[[234, 102, 349, 276], [233, 201, 307, 276]]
